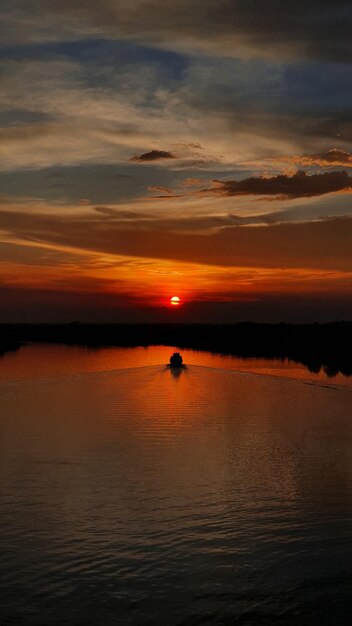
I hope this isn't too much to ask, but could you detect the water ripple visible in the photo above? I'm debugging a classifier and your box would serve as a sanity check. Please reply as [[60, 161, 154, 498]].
[[1, 358, 352, 624]]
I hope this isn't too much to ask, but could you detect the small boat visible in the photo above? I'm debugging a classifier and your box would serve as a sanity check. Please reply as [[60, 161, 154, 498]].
[[169, 352, 184, 367]]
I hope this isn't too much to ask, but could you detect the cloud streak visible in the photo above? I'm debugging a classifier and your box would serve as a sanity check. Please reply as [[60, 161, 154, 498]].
[[1, 208, 352, 272]]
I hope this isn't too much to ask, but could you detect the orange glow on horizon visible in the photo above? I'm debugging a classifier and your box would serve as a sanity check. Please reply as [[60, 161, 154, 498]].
[[2, 248, 352, 317]]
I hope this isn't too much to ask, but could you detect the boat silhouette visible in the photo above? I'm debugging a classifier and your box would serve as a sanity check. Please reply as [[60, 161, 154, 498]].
[[169, 352, 184, 367]]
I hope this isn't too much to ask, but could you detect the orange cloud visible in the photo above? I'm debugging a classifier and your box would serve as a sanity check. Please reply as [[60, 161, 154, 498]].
[[283, 148, 352, 168], [147, 186, 174, 194], [184, 178, 204, 187], [1, 228, 352, 321], [1, 209, 352, 272]]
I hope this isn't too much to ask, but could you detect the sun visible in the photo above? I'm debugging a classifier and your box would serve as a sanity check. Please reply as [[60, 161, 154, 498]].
[[170, 296, 181, 306]]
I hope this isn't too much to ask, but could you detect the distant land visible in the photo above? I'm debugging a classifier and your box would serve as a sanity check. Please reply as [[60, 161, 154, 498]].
[[1, 322, 352, 378]]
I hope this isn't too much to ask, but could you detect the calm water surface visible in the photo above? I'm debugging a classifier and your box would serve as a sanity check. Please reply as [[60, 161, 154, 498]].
[[1, 345, 352, 625]]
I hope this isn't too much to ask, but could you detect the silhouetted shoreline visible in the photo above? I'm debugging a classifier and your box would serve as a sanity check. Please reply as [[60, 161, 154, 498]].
[[0, 337, 22, 358], [1, 322, 352, 377]]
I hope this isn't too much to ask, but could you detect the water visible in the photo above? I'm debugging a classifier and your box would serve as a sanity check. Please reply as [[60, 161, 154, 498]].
[[1, 345, 352, 625]]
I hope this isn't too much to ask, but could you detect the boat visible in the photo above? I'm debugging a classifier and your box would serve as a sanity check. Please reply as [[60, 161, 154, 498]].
[[169, 352, 184, 367]]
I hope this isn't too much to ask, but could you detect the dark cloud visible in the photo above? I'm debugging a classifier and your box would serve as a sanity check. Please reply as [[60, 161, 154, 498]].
[[203, 171, 352, 200], [147, 195, 181, 199], [130, 150, 175, 162], [13, 0, 352, 63]]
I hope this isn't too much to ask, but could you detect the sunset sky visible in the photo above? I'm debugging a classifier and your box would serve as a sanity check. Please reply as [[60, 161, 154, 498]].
[[0, 1, 351, 322]]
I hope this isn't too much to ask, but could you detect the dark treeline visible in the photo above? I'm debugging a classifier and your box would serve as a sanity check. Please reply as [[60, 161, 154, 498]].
[[1, 322, 352, 377], [0, 335, 22, 358]]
